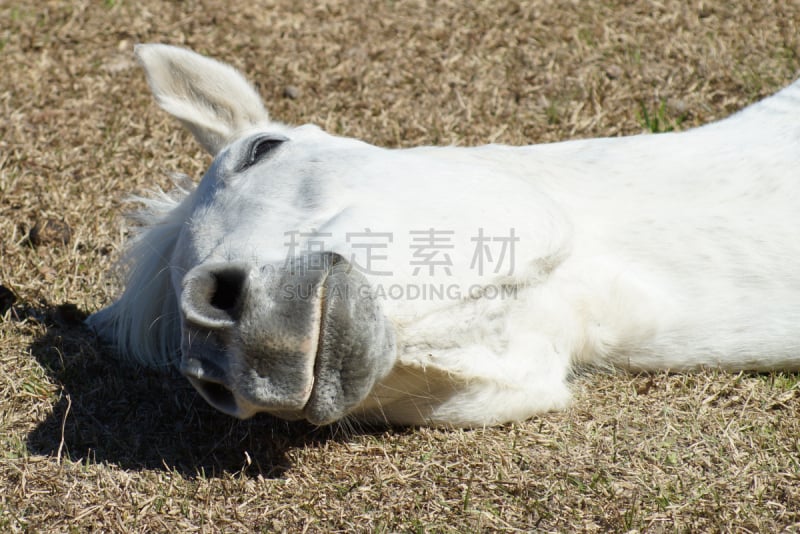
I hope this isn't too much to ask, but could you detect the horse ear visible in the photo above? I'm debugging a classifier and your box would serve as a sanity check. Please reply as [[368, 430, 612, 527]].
[[134, 44, 272, 156]]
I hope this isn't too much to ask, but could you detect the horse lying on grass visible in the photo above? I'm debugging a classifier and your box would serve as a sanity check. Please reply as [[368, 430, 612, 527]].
[[87, 44, 800, 427]]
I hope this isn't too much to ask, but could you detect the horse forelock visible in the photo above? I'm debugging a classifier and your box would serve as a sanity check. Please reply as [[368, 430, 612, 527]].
[[98, 175, 197, 369]]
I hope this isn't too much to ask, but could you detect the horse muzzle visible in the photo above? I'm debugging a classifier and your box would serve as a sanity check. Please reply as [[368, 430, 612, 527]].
[[178, 252, 396, 425]]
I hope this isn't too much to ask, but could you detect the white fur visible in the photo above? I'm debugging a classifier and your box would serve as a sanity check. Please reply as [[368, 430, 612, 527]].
[[88, 45, 800, 426]]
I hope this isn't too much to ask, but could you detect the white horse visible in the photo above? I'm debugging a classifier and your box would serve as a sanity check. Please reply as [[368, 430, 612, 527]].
[[87, 44, 800, 427]]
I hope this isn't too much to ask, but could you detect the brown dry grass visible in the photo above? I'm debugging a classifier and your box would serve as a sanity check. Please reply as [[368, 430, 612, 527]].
[[1, 0, 799, 531]]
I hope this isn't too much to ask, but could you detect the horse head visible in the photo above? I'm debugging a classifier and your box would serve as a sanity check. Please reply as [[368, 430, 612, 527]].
[[87, 45, 572, 426]]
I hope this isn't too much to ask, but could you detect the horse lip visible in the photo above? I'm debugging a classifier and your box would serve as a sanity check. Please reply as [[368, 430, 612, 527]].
[[301, 268, 329, 417], [181, 357, 226, 383]]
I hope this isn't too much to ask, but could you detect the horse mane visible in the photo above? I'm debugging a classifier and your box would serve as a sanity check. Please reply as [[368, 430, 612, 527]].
[[89, 175, 196, 369]]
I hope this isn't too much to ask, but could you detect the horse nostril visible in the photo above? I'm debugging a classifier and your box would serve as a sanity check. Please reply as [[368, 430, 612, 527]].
[[182, 263, 249, 328], [187, 376, 240, 416], [197, 381, 238, 414], [182, 357, 240, 417], [209, 267, 248, 312]]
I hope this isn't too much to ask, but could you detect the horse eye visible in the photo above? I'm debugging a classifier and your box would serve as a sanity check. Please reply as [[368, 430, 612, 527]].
[[243, 135, 287, 169]]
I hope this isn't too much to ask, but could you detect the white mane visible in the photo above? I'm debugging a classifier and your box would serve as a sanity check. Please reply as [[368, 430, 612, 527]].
[[91, 178, 194, 368]]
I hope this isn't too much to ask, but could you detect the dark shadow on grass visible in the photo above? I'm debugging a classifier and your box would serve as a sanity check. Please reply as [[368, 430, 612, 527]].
[[23, 302, 390, 478]]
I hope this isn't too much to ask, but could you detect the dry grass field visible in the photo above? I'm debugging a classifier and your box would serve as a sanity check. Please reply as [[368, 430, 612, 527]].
[[2, 0, 800, 531]]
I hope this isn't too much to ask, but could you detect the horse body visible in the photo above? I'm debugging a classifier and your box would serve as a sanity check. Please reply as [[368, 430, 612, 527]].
[[88, 45, 800, 426]]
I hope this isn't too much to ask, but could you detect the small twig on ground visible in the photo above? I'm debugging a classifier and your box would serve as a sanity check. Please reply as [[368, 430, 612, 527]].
[[57, 392, 72, 465]]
